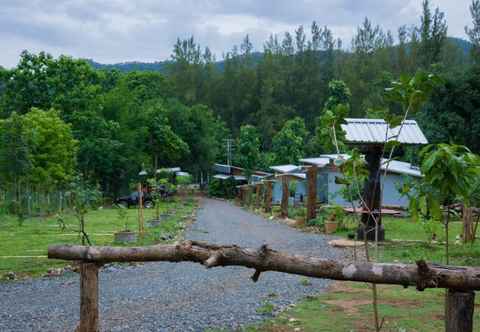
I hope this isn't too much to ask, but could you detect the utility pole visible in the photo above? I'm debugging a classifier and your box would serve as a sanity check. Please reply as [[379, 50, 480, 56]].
[[224, 138, 234, 166]]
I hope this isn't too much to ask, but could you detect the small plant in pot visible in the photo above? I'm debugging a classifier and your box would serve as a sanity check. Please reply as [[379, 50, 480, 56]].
[[114, 204, 137, 243], [324, 205, 345, 234]]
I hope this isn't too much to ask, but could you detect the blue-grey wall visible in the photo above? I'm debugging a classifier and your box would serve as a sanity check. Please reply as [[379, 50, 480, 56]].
[[326, 171, 412, 208], [272, 179, 307, 205]]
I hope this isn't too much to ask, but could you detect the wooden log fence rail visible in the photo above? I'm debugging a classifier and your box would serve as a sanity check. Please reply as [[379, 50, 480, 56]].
[[48, 241, 479, 332]]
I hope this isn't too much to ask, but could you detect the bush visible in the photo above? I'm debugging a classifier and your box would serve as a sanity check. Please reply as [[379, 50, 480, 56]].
[[208, 178, 237, 199], [307, 205, 345, 230], [177, 175, 193, 185]]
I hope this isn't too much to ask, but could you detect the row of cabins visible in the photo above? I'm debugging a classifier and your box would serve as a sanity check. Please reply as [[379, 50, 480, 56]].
[[213, 154, 421, 209]]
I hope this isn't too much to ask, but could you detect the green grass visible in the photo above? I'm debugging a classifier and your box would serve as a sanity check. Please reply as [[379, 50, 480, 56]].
[[235, 214, 480, 332], [336, 215, 480, 266], [0, 195, 198, 277], [243, 282, 480, 332]]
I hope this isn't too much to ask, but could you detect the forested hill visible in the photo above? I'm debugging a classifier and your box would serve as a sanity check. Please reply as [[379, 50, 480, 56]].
[[86, 39, 471, 73], [2, 1, 480, 198]]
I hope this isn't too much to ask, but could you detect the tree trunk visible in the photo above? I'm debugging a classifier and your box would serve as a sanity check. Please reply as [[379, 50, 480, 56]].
[[306, 166, 317, 221], [358, 145, 384, 241], [255, 184, 262, 209], [264, 182, 273, 213], [463, 206, 474, 243], [138, 183, 144, 236], [77, 263, 101, 332], [281, 176, 289, 218], [48, 242, 480, 291], [445, 289, 475, 332]]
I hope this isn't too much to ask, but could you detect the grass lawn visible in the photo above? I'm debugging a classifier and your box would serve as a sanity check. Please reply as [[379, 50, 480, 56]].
[[0, 195, 198, 277], [245, 282, 480, 332], [236, 212, 480, 332], [336, 215, 480, 266]]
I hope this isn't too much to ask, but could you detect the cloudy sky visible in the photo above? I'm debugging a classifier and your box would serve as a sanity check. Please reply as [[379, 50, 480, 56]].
[[0, 0, 473, 68]]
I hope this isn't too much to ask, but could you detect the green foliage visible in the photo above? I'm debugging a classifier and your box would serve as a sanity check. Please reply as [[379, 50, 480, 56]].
[[307, 205, 345, 229], [235, 125, 261, 174], [67, 178, 101, 245], [22, 108, 78, 188], [272, 117, 308, 164], [0, 108, 77, 191], [208, 178, 237, 199]]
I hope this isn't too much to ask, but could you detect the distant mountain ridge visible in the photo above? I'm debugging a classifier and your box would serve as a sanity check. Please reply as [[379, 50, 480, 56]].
[[86, 37, 473, 73]]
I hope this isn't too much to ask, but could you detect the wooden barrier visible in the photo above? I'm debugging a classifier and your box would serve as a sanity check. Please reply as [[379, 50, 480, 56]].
[[49, 241, 479, 332]]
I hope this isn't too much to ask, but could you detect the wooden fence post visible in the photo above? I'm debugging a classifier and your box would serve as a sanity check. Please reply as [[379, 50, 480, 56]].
[[264, 181, 273, 213], [281, 176, 289, 218], [255, 184, 262, 209], [446, 289, 475, 332], [463, 206, 474, 243], [78, 263, 101, 332], [306, 165, 317, 221]]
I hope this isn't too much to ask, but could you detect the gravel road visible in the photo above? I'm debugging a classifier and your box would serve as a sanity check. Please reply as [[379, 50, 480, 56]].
[[0, 198, 342, 332]]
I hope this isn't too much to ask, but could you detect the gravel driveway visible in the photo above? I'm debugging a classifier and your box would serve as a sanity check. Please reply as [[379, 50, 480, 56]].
[[0, 198, 342, 332]]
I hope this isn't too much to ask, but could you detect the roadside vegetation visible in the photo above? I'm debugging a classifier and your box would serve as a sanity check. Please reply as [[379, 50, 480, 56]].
[[0, 195, 198, 278]]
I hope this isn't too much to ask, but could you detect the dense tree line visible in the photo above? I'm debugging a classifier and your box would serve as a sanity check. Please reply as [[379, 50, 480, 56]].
[[1, 0, 480, 197]]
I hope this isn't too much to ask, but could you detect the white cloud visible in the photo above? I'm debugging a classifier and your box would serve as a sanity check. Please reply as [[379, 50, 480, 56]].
[[0, 0, 472, 68]]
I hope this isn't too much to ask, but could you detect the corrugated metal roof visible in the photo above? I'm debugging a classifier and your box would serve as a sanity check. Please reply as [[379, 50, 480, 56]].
[[381, 159, 422, 177], [341, 118, 428, 145], [270, 164, 301, 174], [213, 174, 247, 181], [300, 157, 330, 167], [275, 172, 306, 180]]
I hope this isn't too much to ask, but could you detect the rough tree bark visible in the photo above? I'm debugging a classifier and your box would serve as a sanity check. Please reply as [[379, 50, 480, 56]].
[[446, 289, 475, 332], [264, 181, 273, 213], [463, 206, 474, 243], [306, 165, 317, 221], [49, 242, 480, 291], [255, 184, 262, 209], [358, 145, 384, 241], [281, 176, 289, 218], [76, 263, 101, 332]]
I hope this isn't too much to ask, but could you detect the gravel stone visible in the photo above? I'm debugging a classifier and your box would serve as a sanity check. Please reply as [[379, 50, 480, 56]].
[[0, 198, 342, 332]]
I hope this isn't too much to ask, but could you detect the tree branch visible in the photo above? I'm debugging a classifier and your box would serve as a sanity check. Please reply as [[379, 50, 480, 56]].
[[48, 242, 480, 291]]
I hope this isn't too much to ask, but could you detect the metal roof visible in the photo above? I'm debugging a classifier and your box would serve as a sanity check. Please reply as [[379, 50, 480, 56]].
[[300, 157, 330, 167], [275, 172, 306, 180], [381, 159, 422, 177], [270, 164, 301, 174], [341, 118, 428, 145], [213, 174, 247, 181]]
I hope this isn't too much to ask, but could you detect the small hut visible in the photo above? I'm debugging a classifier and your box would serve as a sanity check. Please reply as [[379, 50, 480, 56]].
[[340, 118, 428, 241]]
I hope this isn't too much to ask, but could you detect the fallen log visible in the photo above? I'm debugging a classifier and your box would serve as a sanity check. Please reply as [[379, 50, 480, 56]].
[[49, 241, 480, 291]]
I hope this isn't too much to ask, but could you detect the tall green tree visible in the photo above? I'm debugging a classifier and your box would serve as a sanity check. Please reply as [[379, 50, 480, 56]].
[[235, 125, 261, 175], [272, 117, 308, 164], [466, 0, 480, 63]]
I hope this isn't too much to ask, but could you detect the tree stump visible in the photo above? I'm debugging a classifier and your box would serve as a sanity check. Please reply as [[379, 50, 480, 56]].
[[77, 263, 101, 332], [446, 289, 475, 332]]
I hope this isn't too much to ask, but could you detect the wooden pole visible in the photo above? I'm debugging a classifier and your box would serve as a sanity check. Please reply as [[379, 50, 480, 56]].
[[281, 176, 289, 218], [264, 181, 273, 213], [49, 243, 480, 291], [138, 183, 144, 236], [463, 206, 474, 243], [255, 184, 262, 209], [358, 145, 384, 241], [78, 263, 100, 332], [306, 165, 318, 221], [446, 289, 475, 332]]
